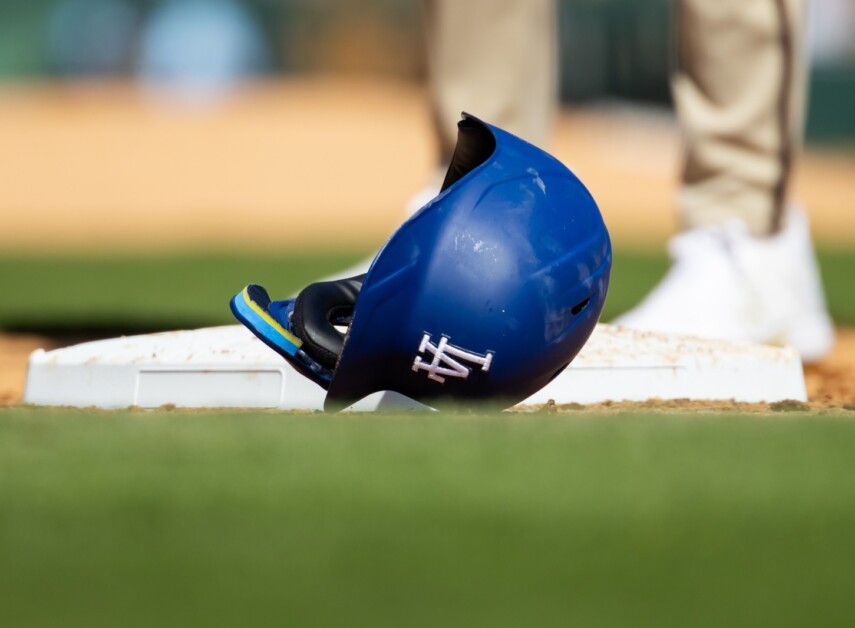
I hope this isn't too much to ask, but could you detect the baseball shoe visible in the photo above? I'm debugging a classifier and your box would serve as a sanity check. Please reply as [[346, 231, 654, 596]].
[[613, 206, 834, 362]]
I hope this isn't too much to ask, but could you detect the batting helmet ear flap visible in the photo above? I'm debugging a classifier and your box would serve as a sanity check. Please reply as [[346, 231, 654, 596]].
[[290, 274, 365, 370]]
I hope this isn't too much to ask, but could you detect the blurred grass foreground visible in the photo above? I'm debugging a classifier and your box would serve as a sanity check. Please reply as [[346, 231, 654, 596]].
[[2, 408, 855, 628]]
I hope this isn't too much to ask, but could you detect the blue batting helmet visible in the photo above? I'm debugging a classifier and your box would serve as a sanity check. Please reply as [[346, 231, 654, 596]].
[[231, 113, 611, 410]]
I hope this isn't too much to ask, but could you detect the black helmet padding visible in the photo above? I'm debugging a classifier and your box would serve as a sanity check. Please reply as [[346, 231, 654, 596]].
[[291, 274, 365, 370]]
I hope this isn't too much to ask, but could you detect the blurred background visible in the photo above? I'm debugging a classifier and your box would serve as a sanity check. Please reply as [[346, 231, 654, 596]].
[[0, 0, 853, 253], [2, 0, 854, 110]]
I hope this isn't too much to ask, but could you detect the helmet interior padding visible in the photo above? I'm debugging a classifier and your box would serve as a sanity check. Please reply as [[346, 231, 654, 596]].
[[291, 274, 365, 369], [440, 114, 497, 192]]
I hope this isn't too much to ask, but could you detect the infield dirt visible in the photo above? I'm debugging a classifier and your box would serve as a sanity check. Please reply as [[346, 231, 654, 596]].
[[1, 79, 854, 251]]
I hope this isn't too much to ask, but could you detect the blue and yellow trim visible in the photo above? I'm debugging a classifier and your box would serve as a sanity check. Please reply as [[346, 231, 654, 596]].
[[230, 286, 302, 357]]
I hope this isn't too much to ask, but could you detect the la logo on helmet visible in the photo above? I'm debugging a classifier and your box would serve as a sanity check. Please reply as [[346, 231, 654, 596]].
[[412, 333, 494, 384]]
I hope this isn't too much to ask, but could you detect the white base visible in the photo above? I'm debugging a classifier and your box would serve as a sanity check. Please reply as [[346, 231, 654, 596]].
[[23, 324, 807, 411]]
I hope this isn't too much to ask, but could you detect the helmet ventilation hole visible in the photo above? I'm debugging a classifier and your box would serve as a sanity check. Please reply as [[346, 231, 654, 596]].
[[571, 297, 591, 316]]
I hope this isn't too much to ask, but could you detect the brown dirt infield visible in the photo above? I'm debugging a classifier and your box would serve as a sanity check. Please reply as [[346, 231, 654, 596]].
[[0, 78, 853, 410], [1, 79, 853, 251]]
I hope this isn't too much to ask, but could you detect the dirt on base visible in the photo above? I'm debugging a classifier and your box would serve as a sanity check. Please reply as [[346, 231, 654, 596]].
[[524, 398, 855, 416]]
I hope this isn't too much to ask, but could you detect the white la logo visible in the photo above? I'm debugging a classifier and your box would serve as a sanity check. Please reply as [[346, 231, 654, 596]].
[[412, 333, 494, 383]]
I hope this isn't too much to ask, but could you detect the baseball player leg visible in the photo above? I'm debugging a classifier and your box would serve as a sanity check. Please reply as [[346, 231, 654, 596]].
[[615, 0, 834, 362]]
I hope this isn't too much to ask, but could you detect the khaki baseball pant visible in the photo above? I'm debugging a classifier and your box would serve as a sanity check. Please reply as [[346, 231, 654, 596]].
[[423, 0, 558, 161], [424, 0, 808, 236]]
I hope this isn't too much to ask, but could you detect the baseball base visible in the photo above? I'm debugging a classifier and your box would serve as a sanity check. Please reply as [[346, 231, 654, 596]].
[[23, 323, 807, 410]]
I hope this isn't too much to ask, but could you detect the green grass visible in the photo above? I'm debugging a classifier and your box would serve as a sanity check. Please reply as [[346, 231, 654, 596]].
[[0, 250, 368, 333], [0, 247, 852, 333], [1, 407, 854, 628], [1, 248, 853, 627]]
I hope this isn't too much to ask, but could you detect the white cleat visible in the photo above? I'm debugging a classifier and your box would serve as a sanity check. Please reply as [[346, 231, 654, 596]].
[[613, 206, 835, 362]]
